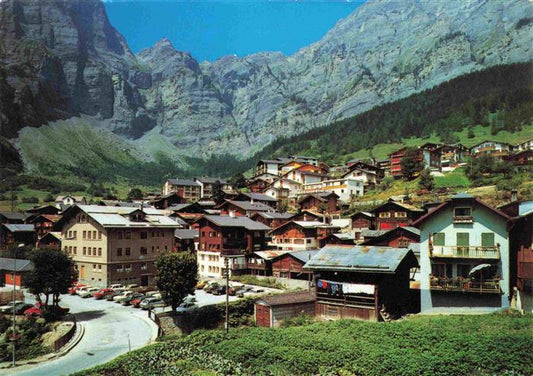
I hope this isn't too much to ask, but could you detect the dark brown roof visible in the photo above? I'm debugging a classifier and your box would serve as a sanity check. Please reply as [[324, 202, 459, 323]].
[[256, 290, 315, 307]]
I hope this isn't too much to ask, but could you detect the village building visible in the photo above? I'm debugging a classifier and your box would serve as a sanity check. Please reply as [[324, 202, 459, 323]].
[[373, 199, 424, 230], [323, 232, 357, 246], [359, 229, 389, 243], [389, 147, 423, 179], [255, 290, 315, 328], [413, 193, 512, 312], [271, 250, 319, 280], [508, 149, 533, 166], [0, 258, 34, 287], [218, 200, 276, 217], [196, 215, 270, 278], [98, 200, 144, 208], [162, 179, 202, 201], [56, 205, 180, 287], [150, 192, 185, 209], [248, 176, 276, 193], [361, 226, 420, 248], [304, 245, 418, 321], [298, 193, 339, 214], [255, 159, 284, 176], [194, 177, 234, 199], [235, 192, 279, 207], [470, 140, 512, 159], [250, 212, 295, 229], [0, 211, 26, 224], [55, 195, 87, 209], [292, 210, 324, 223], [342, 167, 379, 189], [37, 231, 63, 250], [437, 144, 467, 171], [246, 250, 287, 276], [299, 177, 364, 202], [25, 204, 61, 216], [0, 224, 35, 249], [351, 211, 375, 231], [31, 214, 62, 240], [377, 159, 390, 176], [174, 229, 198, 253], [513, 137, 533, 153], [269, 220, 340, 251], [264, 178, 302, 200]]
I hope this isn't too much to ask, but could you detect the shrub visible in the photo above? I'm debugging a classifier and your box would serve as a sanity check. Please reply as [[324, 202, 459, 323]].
[[21, 196, 39, 204]]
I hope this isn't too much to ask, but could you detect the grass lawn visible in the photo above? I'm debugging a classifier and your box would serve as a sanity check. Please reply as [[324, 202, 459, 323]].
[[78, 313, 533, 376]]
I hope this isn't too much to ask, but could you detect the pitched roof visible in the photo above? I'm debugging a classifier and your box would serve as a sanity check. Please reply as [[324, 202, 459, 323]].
[[0, 211, 26, 220], [2, 224, 34, 232], [252, 212, 295, 220], [304, 245, 418, 273], [174, 229, 199, 239], [0, 258, 34, 272], [288, 250, 320, 263], [195, 177, 228, 184], [166, 179, 201, 187], [223, 200, 275, 212], [31, 214, 62, 223], [202, 215, 270, 231], [298, 192, 338, 203], [237, 192, 278, 202], [270, 220, 340, 234], [253, 250, 289, 260], [25, 205, 60, 214], [39, 231, 63, 242], [360, 229, 388, 238], [351, 211, 374, 218], [256, 290, 315, 307]]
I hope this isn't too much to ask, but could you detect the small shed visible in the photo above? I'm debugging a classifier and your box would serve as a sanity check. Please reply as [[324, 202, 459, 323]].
[[255, 290, 315, 327], [0, 258, 34, 287]]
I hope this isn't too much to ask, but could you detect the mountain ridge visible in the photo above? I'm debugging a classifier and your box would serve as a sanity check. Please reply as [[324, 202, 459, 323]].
[[0, 0, 532, 170]]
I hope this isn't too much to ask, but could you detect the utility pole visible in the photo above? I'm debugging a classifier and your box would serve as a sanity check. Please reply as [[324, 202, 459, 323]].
[[224, 256, 229, 334]]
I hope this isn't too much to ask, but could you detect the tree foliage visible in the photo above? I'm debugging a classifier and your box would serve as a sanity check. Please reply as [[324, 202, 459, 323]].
[[25, 248, 77, 307], [228, 173, 248, 190], [211, 180, 226, 205], [418, 168, 435, 191], [155, 252, 198, 313], [127, 187, 143, 201], [400, 147, 424, 181]]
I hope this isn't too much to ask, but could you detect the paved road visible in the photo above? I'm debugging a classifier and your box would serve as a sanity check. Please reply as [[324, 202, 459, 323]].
[[5, 293, 158, 376]]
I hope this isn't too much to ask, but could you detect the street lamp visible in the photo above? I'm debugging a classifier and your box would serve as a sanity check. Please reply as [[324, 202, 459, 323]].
[[11, 243, 24, 367]]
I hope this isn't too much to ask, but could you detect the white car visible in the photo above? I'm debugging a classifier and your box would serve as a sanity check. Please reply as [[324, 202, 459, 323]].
[[0, 300, 24, 313], [113, 291, 134, 302], [109, 284, 124, 290], [79, 287, 100, 298], [75, 286, 92, 295]]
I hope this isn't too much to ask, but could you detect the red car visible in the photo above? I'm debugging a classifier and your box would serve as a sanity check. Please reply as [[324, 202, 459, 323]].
[[24, 302, 45, 317], [68, 283, 86, 295], [130, 297, 145, 308], [93, 288, 115, 300]]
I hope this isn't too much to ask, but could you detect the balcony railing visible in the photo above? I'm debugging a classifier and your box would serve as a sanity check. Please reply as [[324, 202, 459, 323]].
[[430, 245, 500, 259], [430, 276, 500, 294], [222, 239, 247, 249], [453, 216, 474, 224]]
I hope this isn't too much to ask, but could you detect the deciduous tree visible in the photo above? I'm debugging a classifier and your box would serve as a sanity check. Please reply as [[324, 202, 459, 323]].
[[418, 168, 435, 191], [400, 147, 424, 181]]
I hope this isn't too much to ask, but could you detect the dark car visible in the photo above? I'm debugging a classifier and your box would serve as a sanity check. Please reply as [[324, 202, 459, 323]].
[[106, 291, 122, 301], [119, 293, 145, 306], [204, 283, 220, 294], [212, 285, 226, 295]]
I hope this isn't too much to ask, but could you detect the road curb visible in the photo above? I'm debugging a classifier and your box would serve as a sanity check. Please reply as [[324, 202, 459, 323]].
[[0, 322, 85, 370]]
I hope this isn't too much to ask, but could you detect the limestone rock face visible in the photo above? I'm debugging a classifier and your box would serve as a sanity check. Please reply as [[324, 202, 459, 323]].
[[0, 0, 531, 160]]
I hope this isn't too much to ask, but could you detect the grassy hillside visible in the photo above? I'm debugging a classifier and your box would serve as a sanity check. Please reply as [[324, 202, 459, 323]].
[[78, 313, 532, 376]]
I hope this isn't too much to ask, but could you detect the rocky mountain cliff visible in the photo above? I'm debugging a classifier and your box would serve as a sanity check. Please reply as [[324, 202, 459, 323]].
[[1, 0, 532, 163]]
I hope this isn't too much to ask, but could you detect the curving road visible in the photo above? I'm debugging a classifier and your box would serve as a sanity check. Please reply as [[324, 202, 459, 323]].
[[4, 293, 158, 376]]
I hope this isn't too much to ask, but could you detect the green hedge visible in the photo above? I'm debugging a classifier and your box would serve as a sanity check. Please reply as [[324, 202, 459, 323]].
[[78, 312, 533, 376]]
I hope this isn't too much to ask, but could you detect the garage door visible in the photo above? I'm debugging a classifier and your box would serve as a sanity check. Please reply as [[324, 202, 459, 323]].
[[255, 304, 271, 327], [5, 273, 21, 286]]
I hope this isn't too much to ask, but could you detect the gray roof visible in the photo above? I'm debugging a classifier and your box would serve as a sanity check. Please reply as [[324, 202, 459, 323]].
[[401, 226, 421, 236], [453, 192, 475, 199], [195, 177, 227, 184], [174, 229, 199, 239], [203, 215, 270, 231], [360, 229, 388, 238], [3, 224, 35, 232], [259, 159, 284, 164], [167, 204, 193, 211], [167, 179, 201, 187], [254, 212, 294, 220], [289, 250, 320, 263], [0, 258, 34, 272], [239, 192, 278, 202], [304, 245, 417, 273], [0, 212, 26, 220], [225, 200, 275, 212]]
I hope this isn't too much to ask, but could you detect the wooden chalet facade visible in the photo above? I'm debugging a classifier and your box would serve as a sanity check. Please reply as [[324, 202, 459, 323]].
[[373, 200, 424, 230], [351, 211, 374, 230], [304, 245, 419, 321], [0, 224, 35, 249], [0, 211, 25, 225], [255, 290, 315, 327], [31, 214, 61, 240], [271, 250, 318, 279], [250, 212, 295, 229], [361, 226, 420, 248], [36, 231, 62, 250], [218, 200, 275, 217], [298, 193, 339, 214], [388, 147, 423, 179], [150, 192, 185, 209], [270, 220, 339, 251]]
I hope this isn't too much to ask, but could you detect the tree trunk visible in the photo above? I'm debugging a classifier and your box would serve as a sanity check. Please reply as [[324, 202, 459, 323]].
[[45, 293, 50, 306]]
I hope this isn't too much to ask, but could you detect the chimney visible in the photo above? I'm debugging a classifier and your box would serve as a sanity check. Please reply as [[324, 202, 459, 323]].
[[229, 210, 236, 218], [511, 189, 518, 202]]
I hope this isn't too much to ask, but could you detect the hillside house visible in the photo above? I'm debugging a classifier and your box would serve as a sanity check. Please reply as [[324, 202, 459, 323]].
[[508, 150, 533, 166], [264, 178, 302, 200], [298, 193, 339, 214], [413, 193, 512, 312], [438, 144, 467, 171], [250, 212, 295, 229], [31, 214, 62, 240], [55, 195, 86, 208], [361, 226, 420, 248], [373, 199, 424, 230], [196, 215, 270, 278], [150, 192, 185, 209], [248, 176, 275, 193], [0, 224, 35, 249], [255, 290, 315, 328], [26, 204, 61, 216], [304, 245, 419, 321], [246, 250, 287, 276], [299, 177, 364, 202], [470, 140, 512, 159], [292, 210, 324, 223], [262, 186, 291, 202], [37, 231, 62, 250], [513, 137, 533, 152], [174, 229, 198, 253], [235, 192, 279, 207], [194, 177, 234, 199], [162, 179, 201, 201], [56, 205, 180, 287], [351, 212, 375, 231], [389, 147, 423, 179], [0, 258, 34, 287], [256, 160, 284, 176], [0, 211, 26, 225]]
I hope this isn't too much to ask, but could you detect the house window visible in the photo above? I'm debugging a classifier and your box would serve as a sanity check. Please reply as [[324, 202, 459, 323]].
[[73, 246, 77, 254], [87, 231, 91, 240], [125, 248, 131, 256], [93, 248, 97, 256], [98, 231, 102, 240], [140, 247, 147, 255], [98, 248, 102, 256], [125, 231, 131, 239], [83, 247, 86, 255], [454, 207, 472, 217], [117, 248, 122, 257], [431, 263, 452, 278], [117, 265, 123, 272], [117, 231, 123, 240], [456, 233, 470, 248], [481, 233, 495, 248], [379, 212, 391, 218], [394, 212, 407, 218], [73, 231, 77, 239], [93, 231, 97, 239], [140, 231, 147, 239], [433, 233, 445, 246]]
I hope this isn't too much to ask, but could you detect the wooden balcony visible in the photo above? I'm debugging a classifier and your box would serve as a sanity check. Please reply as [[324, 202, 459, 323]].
[[430, 245, 499, 259], [430, 276, 500, 294], [453, 216, 474, 224]]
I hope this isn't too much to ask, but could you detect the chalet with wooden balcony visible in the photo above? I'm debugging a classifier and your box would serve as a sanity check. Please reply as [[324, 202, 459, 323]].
[[250, 212, 295, 229], [470, 140, 512, 159], [235, 192, 279, 207], [413, 193, 512, 312], [270, 220, 340, 251], [0, 211, 26, 225], [361, 226, 420, 248], [389, 147, 423, 179], [31, 214, 62, 240], [351, 211, 375, 231], [271, 250, 319, 280], [218, 200, 276, 217], [162, 179, 202, 201], [37, 231, 63, 250], [298, 193, 339, 214], [0, 224, 35, 249], [196, 215, 270, 278], [373, 199, 424, 230], [246, 250, 287, 276]]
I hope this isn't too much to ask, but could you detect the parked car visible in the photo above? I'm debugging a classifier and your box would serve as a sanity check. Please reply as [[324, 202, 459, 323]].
[[108, 284, 124, 290], [113, 291, 134, 302], [93, 288, 115, 300], [130, 295, 148, 308], [176, 301, 198, 315], [75, 286, 93, 296], [212, 285, 227, 295], [196, 280, 209, 289], [140, 298, 167, 310], [117, 292, 144, 306], [79, 287, 100, 298], [183, 295, 196, 304], [125, 284, 139, 290], [106, 291, 122, 301], [0, 301, 31, 314], [24, 302, 45, 317], [68, 282, 86, 295], [204, 282, 220, 294], [250, 287, 265, 293]]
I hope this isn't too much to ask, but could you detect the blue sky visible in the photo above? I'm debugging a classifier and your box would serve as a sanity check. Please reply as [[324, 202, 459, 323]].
[[104, 1, 365, 62]]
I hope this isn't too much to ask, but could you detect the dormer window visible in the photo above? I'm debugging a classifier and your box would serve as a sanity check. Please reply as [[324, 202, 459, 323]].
[[454, 207, 473, 223]]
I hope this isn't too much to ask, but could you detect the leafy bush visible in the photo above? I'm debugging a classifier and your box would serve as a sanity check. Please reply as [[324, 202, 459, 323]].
[[230, 275, 285, 289], [21, 196, 39, 203]]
